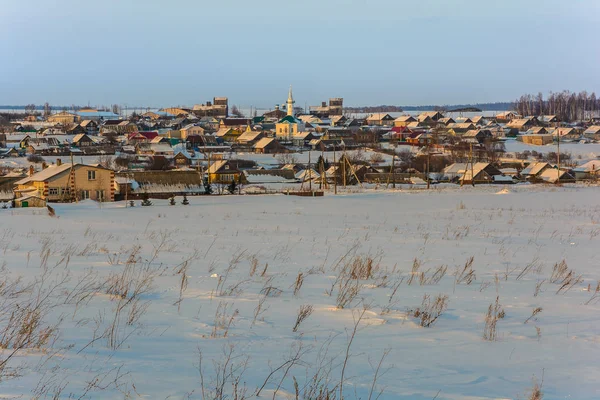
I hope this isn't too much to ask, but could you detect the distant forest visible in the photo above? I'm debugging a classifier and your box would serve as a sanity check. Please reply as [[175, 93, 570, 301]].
[[513, 91, 599, 123], [344, 102, 513, 114]]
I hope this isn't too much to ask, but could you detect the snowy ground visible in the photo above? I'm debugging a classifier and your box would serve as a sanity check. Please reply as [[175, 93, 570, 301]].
[[1, 186, 600, 399], [503, 139, 600, 159]]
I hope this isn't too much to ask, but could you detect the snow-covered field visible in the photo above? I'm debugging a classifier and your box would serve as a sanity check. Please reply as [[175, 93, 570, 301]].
[[1, 186, 600, 399]]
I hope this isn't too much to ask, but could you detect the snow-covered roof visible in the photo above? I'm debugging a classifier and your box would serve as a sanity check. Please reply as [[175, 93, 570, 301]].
[[15, 164, 73, 185]]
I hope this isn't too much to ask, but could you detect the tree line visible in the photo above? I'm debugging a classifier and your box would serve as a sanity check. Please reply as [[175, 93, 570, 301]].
[[513, 91, 598, 123]]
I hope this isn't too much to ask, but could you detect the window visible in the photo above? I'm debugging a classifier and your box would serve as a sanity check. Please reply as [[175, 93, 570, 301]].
[[81, 190, 90, 200], [96, 190, 105, 201], [49, 188, 59, 196], [87, 170, 96, 180]]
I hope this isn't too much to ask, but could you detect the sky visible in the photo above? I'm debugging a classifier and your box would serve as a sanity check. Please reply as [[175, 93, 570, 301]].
[[1, 0, 599, 109]]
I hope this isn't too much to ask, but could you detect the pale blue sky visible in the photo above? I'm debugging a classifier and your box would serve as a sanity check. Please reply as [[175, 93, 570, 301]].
[[1, 0, 599, 108]]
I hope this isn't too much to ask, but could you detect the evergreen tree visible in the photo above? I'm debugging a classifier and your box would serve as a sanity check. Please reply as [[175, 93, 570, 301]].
[[203, 177, 213, 195], [181, 194, 189, 205], [169, 195, 176, 206], [141, 193, 152, 206], [227, 179, 237, 194]]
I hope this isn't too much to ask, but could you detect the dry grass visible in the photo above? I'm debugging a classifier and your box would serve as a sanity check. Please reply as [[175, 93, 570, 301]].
[[483, 296, 505, 341], [408, 294, 449, 328], [292, 304, 314, 333]]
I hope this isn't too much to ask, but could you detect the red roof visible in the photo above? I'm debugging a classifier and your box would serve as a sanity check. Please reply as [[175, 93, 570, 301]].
[[128, 131, 158, 140]]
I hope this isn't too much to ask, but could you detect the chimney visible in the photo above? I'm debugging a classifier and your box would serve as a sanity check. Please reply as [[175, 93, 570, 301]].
[[42, 162, 48, 169], [29, 165, 35, 176], [56, 158, 62, 166], [275, 105, 279, 110]]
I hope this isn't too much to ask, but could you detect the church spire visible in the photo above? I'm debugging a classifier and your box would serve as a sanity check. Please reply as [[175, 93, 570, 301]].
[[286, 85, 295, 116]]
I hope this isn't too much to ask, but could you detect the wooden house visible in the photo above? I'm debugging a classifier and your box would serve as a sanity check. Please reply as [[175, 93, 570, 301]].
[[215, 128, 241, 143], [72, 133, 95, 148], [207, 160, 243, 184], [13, 161, 114, 202], [394, 115, 417, 127], [253, 138, 287, 154], [366, 113, 394, 126]]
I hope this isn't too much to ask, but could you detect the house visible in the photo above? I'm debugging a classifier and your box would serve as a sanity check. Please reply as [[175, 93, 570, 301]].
[[521, 162, 551, 179], [253, 138, 287, 154], [101, 120, 138, 134], [136, 142, 175, 156], [13, 161, 114, 202], [173, 152, 192, 167], [463, 129, 493, 144], [470, 116, 486, 126], [47, 111, 80, 124], [330, 115, 348, 126], [80, 120, 99, 134], [65, 124, 86, 135], [72, 133, 95, 148], [539, 115, 559, 125], [524, 127, 549, 135], [291, 132, 318, 147], [394, 115, 417, 127], [187, 134, 219, 147], [442, 162, 502, 184], [583, 125, 600, 139], [215, 128, 242, 143], [366, 113, 394, 126], [236, 129, 265, 146], [179, 124, 205, 139], [506, 117, 538, 131], [495, 111, 519, 122], [128, 131, 158, 143], [437, 117, 455, 126], [551, 127, 579, 140], [207, 160, 243, 184], [571, 160, 600, 180], [27, 142, 53, 155], [417, 112, 444, 124], [220, 118, 251, 129], [447, 123, 476, 135], [538, 167, 575, 183]]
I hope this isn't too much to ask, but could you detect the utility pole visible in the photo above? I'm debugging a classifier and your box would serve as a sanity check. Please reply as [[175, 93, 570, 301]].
[[556, 121, 560, 184], [426, 145, 431, 190], [470, 143, 474, 187], [308, 151, 312, 192], [387, 143, 396, 189], [342, 152, 346, 187], [333, 145, 337, 195]]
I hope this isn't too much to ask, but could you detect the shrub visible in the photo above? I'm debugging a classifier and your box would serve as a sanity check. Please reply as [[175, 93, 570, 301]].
[[27, 154, 44, 163], [408, 293, 448, 327]]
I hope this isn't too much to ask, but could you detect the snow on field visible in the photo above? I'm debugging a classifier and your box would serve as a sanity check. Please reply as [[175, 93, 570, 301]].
[[504, 139, 600, 159], [1, 186, 600, 399]]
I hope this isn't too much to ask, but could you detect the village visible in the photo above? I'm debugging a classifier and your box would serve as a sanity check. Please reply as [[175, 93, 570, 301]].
[[1, 88, 600, 207]]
